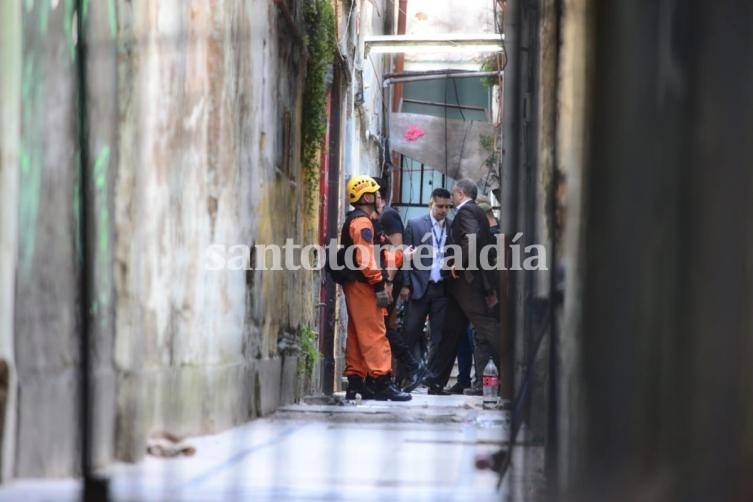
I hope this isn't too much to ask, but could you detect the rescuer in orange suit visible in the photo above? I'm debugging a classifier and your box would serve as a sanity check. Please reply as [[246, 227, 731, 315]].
[[342, 175, 412, 401]]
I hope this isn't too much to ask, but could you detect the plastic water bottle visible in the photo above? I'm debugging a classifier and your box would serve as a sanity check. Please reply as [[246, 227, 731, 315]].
[[482, 359, 499, 408]]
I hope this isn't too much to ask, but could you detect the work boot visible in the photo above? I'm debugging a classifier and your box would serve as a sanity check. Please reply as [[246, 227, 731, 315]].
[[367, 375, 412, 401], [345, 375, 374, 400]]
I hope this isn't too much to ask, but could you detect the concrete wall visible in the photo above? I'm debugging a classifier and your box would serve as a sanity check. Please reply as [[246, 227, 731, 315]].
[[332, 0, 390, 384], [0, 0, 317, 477], [337, 0, 388, 179], [356, 0, 387, 172], [0, 0, 21, 484], [557, 0, 594, 489], [558, 0, 753, 499], [9, 0, 92, 478], [113, 0, 315, 460]]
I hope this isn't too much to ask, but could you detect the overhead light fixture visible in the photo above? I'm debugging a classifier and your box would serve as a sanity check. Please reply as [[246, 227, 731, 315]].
[[364, 33, 504, 55]]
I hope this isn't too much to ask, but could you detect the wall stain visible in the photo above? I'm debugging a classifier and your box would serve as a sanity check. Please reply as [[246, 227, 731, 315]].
[[107, 0, 116, 38], [18, 143, 42, 276], [18, 10, 45, 276], [21, 51, 34, 101], [93, 145, 111, 313], [63, 0, 75, 62], [39, 0, 49, 36]]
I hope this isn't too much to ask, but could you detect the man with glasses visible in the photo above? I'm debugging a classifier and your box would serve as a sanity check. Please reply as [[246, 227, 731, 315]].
[[400, 188, 456, 394]]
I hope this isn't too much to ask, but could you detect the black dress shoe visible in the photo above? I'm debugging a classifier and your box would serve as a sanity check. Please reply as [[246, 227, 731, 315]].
[[427, 385, 451, 396], [402, 364, 427, 393], [446, 382, 469, 394]]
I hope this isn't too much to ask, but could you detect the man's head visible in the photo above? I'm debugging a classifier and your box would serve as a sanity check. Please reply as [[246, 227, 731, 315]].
[[375, 190, 385, 213], [476, 195, 499, 226], [429, 187, 452, 222], [451, 179, 478, 206], [372, 177, 389, 212], [347, 175, 380, 208], [476, 195, 492, 214]]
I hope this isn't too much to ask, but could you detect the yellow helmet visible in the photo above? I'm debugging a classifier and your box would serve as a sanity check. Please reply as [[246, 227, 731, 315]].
[[346, 175, 380, 204]]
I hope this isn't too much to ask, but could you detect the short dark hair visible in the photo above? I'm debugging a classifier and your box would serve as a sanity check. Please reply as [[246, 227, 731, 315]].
[[431, 188, 451, 199]]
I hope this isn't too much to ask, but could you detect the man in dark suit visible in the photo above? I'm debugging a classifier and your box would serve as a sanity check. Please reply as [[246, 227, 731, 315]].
[[423, 179, 506, 397], [400, 188, 454, 392]]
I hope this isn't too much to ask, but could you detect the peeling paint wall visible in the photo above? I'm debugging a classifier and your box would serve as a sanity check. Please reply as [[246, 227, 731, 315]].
[[2, 0, 120, 478], [332, 0, 390, 383], [113, 0, 313, 460], [11, 0, 87, 478], [334, 0, 389, 181], [86, 0, 120, 474], [0, 0, 316, 477], [355, 0, 387, 172]]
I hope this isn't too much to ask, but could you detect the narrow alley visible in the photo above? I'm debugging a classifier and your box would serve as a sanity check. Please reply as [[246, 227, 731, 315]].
[[0, 393, 541, 501], [1, 0, 752, 501]]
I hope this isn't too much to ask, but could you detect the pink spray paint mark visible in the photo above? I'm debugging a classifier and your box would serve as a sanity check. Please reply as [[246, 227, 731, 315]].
[[404, 126, 425, 141]]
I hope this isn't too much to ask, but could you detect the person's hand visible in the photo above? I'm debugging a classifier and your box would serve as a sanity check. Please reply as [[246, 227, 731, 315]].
[[450, 266, 460, 280], [385, 282, 394, 298], [376, 289, 391, 308], [399, 286, 411, 302], [402, 245, 416, 262]]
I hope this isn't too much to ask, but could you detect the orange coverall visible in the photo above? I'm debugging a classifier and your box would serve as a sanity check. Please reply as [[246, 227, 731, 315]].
[[342, 215, 394, 378]]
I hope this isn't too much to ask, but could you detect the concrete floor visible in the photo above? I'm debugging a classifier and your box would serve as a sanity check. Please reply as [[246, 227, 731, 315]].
[[0, 392, 544, 501]]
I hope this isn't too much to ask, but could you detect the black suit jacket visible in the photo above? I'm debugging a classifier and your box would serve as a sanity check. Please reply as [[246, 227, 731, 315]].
[[448, 200, 497, 294]]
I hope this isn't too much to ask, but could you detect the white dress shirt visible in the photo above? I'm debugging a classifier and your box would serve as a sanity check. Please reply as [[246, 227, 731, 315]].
[[429, 215, 446, 282]]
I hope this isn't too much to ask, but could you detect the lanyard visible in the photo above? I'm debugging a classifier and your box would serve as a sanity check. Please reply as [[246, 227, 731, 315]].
[[432, 221, 445, 252]]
